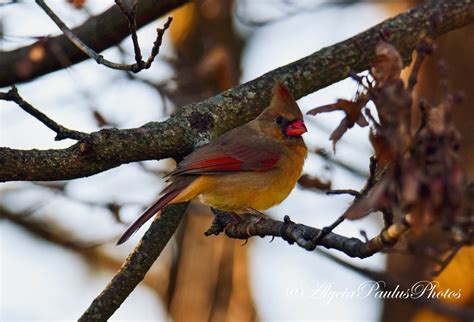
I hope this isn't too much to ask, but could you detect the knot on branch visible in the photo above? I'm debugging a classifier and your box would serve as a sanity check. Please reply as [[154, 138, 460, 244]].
[[189, 111, 215, 133]]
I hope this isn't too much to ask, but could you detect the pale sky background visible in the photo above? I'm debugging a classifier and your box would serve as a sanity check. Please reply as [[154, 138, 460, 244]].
[[1, 1, 395, 321]]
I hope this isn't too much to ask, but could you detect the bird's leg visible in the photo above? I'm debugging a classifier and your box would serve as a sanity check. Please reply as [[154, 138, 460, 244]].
[[313, 215, 346, 244], [206, 208, 244, 236], [245, 207, 270, 221], [243, 207, 271, 237]]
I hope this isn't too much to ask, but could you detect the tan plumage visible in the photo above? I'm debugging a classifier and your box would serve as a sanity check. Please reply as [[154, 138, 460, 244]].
[[118, 82, 308, 244]]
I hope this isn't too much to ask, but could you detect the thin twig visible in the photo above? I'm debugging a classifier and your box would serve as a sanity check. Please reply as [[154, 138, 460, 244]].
[[318, 156, 378, 238], [35, 0, 172, 72], [0, 86, 87, 141], [205, 210, 412, 259], [115, 0, 143, 68], [315, 148, 370, 178], [313, 214, 347, 244], [326, 189, 361, 197], [115, 0, 173, 70], [144, 17, 172, 69]]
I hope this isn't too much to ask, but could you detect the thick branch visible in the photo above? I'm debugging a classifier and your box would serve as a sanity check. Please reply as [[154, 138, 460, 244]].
[[0, 0, 189, 86], [79, 203, 188, 322], [205, 210, 411, 259], [1, 0, 473, 182]]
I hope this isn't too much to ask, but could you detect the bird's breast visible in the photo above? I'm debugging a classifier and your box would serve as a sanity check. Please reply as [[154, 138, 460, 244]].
[[197, 144, 307, 212]]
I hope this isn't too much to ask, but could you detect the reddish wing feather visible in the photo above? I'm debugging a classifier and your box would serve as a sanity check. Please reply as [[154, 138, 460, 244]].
[[185, 155, 242, 171], [168, 141, 280, 177]]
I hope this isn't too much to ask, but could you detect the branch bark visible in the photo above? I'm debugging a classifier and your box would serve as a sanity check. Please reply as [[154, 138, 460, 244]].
[[78, 203, 188, 322], [0, 0, 189, 87], [1, 0, 472, 183], [205, 210, 411, 259]]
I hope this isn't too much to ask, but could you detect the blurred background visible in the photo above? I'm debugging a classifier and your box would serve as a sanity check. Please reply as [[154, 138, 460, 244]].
[[1, 1, 473, 321]]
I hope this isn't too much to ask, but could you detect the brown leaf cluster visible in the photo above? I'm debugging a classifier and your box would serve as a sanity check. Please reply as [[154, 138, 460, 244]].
[[309, 40, 472, 241]]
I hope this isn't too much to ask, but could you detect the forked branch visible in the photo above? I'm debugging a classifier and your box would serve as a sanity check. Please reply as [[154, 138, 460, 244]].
[[35, 0, 172, 72]]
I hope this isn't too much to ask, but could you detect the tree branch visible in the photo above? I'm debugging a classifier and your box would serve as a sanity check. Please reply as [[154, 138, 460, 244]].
[[35, 0, 172, 73], [0, 0, 189, 87], [0, 86, 87, 141], [1, 0, 473, 183], [79, 203, 188, 322], [204, 210, 412, 259]]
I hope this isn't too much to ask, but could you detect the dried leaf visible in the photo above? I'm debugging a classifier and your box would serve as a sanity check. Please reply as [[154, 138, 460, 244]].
[[369, 129, 394, 168], [298, 174, 331, 191], [307, 98, 369, 150], [371, 41, 403, 87]]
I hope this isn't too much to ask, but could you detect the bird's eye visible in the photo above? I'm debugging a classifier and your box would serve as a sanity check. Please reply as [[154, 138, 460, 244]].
[[275, 116, 285, 125]]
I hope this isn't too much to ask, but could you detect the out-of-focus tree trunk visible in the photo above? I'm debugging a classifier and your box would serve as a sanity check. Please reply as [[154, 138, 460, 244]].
[[382, 2, 474, 322], [159, 2, 259, 322]]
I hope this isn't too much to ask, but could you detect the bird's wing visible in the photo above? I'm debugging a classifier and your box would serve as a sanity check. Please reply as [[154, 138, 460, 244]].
[[168, 137, 280, 177]]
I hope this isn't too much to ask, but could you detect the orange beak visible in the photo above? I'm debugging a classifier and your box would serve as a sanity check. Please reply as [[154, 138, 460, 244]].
[[286, 119, 307, 137]]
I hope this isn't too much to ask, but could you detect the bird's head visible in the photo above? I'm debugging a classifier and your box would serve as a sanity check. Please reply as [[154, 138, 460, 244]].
[[257, 82, 307, 140]]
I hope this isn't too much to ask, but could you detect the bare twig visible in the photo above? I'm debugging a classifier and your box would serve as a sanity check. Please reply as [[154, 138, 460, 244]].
[[326, 189, 361, 197], [205, 209, 412, 259], [79, 203, 188, 322], [0, 86, 87, 141], [312, 214, 347, 245], [315, 148, 369, 178], [35, 0, 172, 73], [317, 156, 379, 239], [115, 0, 143, 67], [144, 17, 172, 69], [115, 0, 173, 71]]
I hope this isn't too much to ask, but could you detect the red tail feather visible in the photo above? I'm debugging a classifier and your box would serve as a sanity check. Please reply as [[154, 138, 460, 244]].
[[116, 189, 182, 245]]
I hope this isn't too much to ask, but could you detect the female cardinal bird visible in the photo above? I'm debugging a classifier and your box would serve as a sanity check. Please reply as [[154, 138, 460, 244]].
[[117, 82, 307, 244]]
